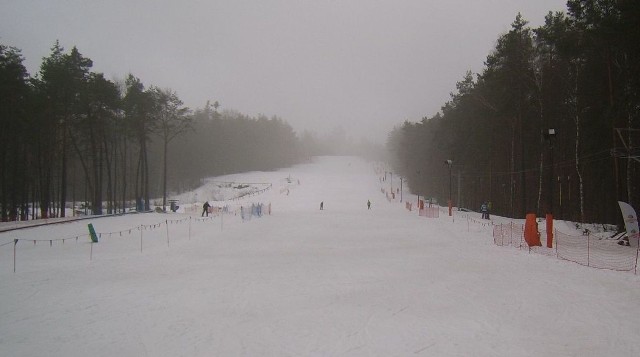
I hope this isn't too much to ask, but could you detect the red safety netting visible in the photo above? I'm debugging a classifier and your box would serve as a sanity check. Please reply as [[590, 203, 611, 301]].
[[418, 207, 439, 218], [492, 222, 525, 248], [493, 223, 639, 273], [555, 231, 639, 272]]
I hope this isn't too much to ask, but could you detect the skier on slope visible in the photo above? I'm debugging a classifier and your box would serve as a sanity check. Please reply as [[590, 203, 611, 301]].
[[202, 201, 210, 217]]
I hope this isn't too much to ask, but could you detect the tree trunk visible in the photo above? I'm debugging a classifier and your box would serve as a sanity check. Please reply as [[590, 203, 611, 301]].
[[510, 121, 516, 218], [627, 112, 633, 205], [102, 129, 113, 214], [163, 138, 168, 212], [519, 110, 527, 218], [59, 122, 67, 217], [135, 145, 142, 209], [576, 111, 585, 223], [572, 65, 585, 223], [143, 139, 150, 211], [95, 142, 103, 215], [122, 138, 128, 213]]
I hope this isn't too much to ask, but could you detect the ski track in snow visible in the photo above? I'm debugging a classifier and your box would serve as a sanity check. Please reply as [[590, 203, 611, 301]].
[[1, 156, 639, 356]]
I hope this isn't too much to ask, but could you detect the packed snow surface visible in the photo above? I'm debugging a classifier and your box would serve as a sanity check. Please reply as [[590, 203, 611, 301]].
[[1, 156, 639, 356]]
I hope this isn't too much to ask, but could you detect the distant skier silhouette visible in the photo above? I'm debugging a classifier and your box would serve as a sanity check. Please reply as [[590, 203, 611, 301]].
[[320, 201, 324, 210], [202, 201, 210, 217], [367, 200, 371, 210]]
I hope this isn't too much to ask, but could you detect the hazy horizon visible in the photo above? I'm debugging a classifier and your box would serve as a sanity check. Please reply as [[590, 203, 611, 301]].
[[0, 0, 567, 142]]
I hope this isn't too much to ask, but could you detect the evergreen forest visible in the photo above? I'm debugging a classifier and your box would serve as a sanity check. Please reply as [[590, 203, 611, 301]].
[[387, 1, 640, 225], [0, 42, 307, 220]]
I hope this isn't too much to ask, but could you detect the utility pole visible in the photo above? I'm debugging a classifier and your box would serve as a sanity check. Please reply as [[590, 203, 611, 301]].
[[545, 128, 557, 248]]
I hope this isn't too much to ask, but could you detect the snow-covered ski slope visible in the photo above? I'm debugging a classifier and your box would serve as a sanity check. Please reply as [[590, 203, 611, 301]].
[[1, 156, 639, 356]]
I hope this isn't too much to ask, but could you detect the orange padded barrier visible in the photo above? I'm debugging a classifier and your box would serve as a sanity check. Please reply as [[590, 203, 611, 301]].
[[546, 214, 554, 248], [524, 213, 542, 247]]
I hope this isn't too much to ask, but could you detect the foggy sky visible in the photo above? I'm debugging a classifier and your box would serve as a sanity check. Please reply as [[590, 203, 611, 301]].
[[0, 0, 567, 142]]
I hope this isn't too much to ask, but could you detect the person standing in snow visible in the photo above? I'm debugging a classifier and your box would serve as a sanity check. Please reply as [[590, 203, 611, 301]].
[[202, 201, 210, 217], [320, 201, 324, 210], [367, 200, 371, 210], [480, 202, 489, 219]]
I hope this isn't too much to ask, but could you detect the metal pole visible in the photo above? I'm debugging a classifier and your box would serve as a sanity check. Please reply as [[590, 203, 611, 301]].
[[635, 246, 638, 275], [587, 232, 590, 267], [449, 165, 452, 204], [549, 143, 554, 214], [555, 229, 559, 258], [13, 239, 18, 273], [448, 164, 452, 216], [457, 170, 461, 210], [558, 176, 563, 220]]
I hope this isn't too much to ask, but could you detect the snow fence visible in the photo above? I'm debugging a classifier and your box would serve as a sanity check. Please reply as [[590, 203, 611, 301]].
[[0, 202, 271, 273], [493, 222, 639, 273]]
